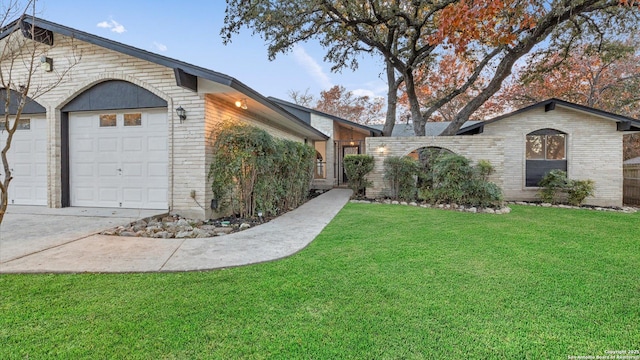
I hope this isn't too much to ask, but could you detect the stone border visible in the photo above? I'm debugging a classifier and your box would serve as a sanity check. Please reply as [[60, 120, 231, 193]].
[[506, 201, 638, 214], [349, 199, 512, 214], [349, 198, 638, 214]]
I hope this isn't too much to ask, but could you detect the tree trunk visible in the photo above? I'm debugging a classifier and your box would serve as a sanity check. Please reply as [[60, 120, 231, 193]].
[[382, 60, 400, 136]]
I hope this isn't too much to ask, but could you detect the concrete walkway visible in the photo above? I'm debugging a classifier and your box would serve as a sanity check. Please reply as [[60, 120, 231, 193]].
[[0, 189, 352, 273]]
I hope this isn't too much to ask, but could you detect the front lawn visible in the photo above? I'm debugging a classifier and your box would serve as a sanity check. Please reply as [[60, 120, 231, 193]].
[[1, 205, 639, 359]]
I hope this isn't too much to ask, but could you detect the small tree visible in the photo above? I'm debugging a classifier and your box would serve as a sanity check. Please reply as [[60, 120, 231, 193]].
[[383, 156, 421, 201], [343, 154, 374, 197], [1, 3, 78, 225]]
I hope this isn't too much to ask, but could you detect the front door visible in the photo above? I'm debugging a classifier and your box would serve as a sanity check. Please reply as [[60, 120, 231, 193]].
[[342, 145, 360, 183]]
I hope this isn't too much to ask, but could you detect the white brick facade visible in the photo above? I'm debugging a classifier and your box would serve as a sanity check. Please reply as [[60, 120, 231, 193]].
[[3, 27, 320, 219], [366, 106, 625, 207]]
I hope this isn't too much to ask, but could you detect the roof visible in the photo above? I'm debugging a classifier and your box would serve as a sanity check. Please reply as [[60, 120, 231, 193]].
[[369, 121, 481, 137], [0, 16, 328, 141], [457, 98, 640, 135], [624, 156, 640, 165], [269, 97, 383, 137]]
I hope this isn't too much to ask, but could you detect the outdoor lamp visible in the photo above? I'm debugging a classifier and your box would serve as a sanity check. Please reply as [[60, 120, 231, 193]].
[[235, 99, 248, 110], [176, 106, 186, 123]]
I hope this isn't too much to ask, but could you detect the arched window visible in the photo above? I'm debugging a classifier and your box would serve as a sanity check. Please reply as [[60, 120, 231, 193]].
[[525, 128, 567, 187]]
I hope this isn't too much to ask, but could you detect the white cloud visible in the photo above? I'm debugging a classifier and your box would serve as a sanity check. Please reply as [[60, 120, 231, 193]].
[[292, 45, 333, 89], [96, 18, 126, 34], [351, 88, 377, 98], [153, 41, 168, 52]]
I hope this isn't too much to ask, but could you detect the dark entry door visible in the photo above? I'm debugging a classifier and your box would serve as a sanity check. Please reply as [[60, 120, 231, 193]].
[[342, 145, 360, 183]]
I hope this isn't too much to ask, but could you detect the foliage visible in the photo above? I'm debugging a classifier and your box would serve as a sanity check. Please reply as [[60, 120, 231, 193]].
[[288, 85, 385, 125], [383, 156, 421, 201], [208, 120, 314, 217], [567, 179, 596, 206], [537, 169, 569, 204], [421, 153, 503, 208], [2, 205, 639, 358], [343, 154, 374, 197], [314, 85, 385, 125], [223, 0, 639, 138], [498, 37, 640, 159], [538, 170, 595, 206]]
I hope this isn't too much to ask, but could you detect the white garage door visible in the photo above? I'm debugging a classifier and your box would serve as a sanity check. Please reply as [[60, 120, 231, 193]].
[[0, 117, 48, 205], [69, 109, 168, 209]]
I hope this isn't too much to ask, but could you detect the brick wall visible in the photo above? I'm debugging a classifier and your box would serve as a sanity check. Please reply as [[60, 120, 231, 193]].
[[366, 107, 623, 207], [480, 107, 623, 206], [4, 31, 311, 219], [365, 136, 504, 198]]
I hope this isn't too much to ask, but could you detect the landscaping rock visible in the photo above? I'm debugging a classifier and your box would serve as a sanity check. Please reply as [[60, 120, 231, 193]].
[[215, 227, 233, 234], [120, 231, 137, 237], [239, 223, 251, 230], [175, 231, 194, 239], [541, 203, 552, 207], [153, 231, 171, 239]]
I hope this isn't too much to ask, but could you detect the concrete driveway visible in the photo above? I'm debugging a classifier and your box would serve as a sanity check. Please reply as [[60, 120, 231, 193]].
[[0, 189, 352, 273], [0, 206, 165, 264]]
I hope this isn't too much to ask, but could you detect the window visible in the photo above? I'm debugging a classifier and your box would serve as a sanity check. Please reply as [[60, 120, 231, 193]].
[[99, 114, 116, 127], [17, 119, 30, 130], [0, 118, 30, 130], [525, 129, 567, 187], [124, 113, 142, 126]]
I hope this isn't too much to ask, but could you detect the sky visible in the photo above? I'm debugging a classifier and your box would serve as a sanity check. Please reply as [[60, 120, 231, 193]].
[[34, 0, 388, 102]]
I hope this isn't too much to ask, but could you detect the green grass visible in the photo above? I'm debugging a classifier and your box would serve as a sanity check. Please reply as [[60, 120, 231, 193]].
[[1, 204, 639, 359]]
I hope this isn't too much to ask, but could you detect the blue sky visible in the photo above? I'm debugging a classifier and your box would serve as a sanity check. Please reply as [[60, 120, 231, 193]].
[[36, 0, 387, 102]]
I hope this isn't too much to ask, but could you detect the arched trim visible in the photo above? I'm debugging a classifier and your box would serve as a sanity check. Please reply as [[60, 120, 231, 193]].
[[61, 80, 167, 112], [0, 89, 46, 115], [527, 128, 567, 136]]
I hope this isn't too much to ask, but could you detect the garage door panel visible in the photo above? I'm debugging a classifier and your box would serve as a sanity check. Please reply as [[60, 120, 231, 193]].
[[98, 137, 118, 152], [122, 162, 143, 177], [69, 110, 168, 209], [98, 163, 119, 177], [12, 163, 32, 176], [0, 117, 47, 205], [123, 137, 142, 151], [75, 138, 94, 152]]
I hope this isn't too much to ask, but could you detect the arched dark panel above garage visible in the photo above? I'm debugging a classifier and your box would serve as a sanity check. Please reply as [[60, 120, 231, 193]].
[[61, 80, 167, 112], [0, 88, 46, 115]]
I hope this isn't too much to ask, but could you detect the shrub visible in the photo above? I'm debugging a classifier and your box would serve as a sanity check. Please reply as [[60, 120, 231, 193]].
[[537, 170, 595, 206], [420, 154, 503, 208], [343, 154, 374, 197], [383, 156, 422, 201], [208, 121, 314, 218], [567, 179, 595, 206], [537, 169, 568, 204]]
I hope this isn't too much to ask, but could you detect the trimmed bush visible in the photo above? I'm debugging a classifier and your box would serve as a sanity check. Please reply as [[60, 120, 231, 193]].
[[538, 169, 568, 204], [419, 154, 503, 208], [383, 156, 422, 201], [208, 121, 314, 218], [538, 170, 595, 206], [343, 154, 374, 197], [567, 179, 595, 206]]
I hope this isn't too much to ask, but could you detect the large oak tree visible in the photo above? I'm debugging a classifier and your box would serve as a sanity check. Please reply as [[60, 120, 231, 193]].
[[223, 0, 639, 136]]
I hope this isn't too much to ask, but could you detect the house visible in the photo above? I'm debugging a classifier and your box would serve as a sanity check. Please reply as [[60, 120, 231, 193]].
[[366, 99, 640, 207], [269, 98, 381, 188], [0, 17, 327, 220]]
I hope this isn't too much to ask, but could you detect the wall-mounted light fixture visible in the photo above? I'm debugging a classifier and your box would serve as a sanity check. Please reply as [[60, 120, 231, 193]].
[[377, 144, 387, 154], [176, 106, 186, 123], [235, 98, 248, 110], [40, 56, 53, 72]]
